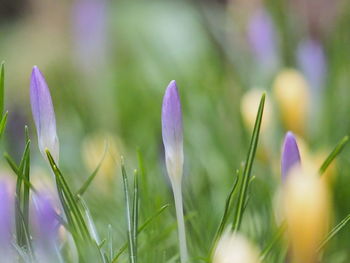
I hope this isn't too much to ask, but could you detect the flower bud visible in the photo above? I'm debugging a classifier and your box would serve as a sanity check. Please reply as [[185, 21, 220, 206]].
[[213, 231, 261, 263], [283, 167, 330, 263], [30, 66, 59, 162], [273, 69, 309, 135], [281, 132, 301, 181], [161, 80, 183, 183]]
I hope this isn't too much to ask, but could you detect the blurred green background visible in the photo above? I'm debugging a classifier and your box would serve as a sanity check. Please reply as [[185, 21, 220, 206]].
[[1, 0, 350, 262]]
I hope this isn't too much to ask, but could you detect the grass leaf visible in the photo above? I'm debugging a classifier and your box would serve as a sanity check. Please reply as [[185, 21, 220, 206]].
[[46, 150, 91, 240], [0, 111, 8, 139], [112, 204, 169, 262], [260, 222, 287, 261], [318, 213, 350, 251], [132, 169, 139, 263], [76, 141, 108, 197], [232, 93, 265, 231], [0, 61, 4, 116], [209, 169, 240, 256], [121, 159, 136, 263], [319, 135, 349, 175]]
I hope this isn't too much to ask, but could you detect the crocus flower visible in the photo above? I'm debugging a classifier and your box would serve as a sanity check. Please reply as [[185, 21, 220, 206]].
[[213, 231, 261, 263], [247, 9, 278, 72], [0, 179, 15, 262], [283, 167, 330, 263], [32, 192, 60, 262], [281, 132, 301, 181], [161, 80, 188, 263], [72, 0, 107, 74], [273, 69, 309, 135], [30, 66, 59, 162], [297, 38, 327, 93]]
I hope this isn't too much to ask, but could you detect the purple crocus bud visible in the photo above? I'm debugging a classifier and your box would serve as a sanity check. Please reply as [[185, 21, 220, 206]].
[[297, 38, 327, 93], [30, 66, 59, 162], [281, 132, 301, 181], [161, 80, 188, 262], [161, 80, 184, 183], [247, 9, 278, 70]]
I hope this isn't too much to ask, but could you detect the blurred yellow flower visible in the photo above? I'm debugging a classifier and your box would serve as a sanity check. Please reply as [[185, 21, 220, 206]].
[[273, 69, 309, 135], [81, 132, 121, 191], [241, 88, 272, 134], [213, 231, 261, 263], [283, 166, 330, 263]]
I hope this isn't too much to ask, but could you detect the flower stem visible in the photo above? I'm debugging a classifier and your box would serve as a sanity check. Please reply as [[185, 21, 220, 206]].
[[172, 181, 188, 263]]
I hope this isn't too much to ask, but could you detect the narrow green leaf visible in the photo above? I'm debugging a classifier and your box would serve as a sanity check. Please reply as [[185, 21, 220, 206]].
[[318, 213, 350, 251], [76, 142, 108, 197], [132, 169, 139, 263], [232, 93, 265, 231], [15, 139, 31, 248], [0, 62, 4, 116], [46, 150, 91, 240], [260, 222, 287, 261], [0, 111, 8, 139], [210, 170, 240, 256], [319, 135, 349, 175], [121, 159, 135, 263], [4, 153, 37, 193], [112, 204, 169, 262]]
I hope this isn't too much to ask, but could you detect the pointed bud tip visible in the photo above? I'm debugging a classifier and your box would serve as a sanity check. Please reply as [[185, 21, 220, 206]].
[[282, 131, 301, 181]]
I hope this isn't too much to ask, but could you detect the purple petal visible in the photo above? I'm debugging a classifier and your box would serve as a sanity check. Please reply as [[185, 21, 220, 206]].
[[247, 9, 277, 67], [0, 180, 13, 246], [297, 38, 327, 93], [30, 66, 59, 162], [161, 80, 183, 180], [33, 192, 59, 244], [72, 0, 107, 72], [281, 132, 301, 181]]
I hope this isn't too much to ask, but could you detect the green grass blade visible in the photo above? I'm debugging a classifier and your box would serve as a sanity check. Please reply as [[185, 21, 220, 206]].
[[112, 204, 169, 262], [15, 139, 31, 248], [76, 142, 108, 197], [317, 213, 350, 251], [260, 222, 287, 261], [319, 135, 349, 175], [0, 62, 4, 116], [132, 169, 139, 263], [4, 153, 37, 193], [121, 159, 136, 263], [0, 111, 8, 139], [232, 93, 265, 231], [209, 170, 240, 256], [46, 150, 91, 240]]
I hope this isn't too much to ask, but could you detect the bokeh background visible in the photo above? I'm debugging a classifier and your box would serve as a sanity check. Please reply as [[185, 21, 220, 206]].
[[1, 0, 350, 261]]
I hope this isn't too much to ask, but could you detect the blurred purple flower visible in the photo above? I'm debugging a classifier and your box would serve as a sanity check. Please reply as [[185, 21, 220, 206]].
[[0, 181, 13, 246], [0, 179, 14, 262], [161, 80, 184, 182], [247, 9, 278, 69], [281, 132, 301, 181], [297, 38, 327, 93], [33, 193, 59, 243], [30, 66, 59, 162], [32, 192, 60, 262], [72, 0, 107, 73]]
